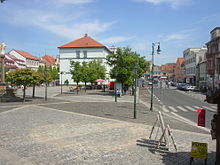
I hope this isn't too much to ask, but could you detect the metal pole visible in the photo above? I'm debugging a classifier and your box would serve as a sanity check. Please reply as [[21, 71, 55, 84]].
[[45, 68, 48, 101], [134, 66, 137, 119], [150, 43, 154, 111], [1, 57, 5, 83], [115, 82, 117, 102], [61, 72, 63, 94]]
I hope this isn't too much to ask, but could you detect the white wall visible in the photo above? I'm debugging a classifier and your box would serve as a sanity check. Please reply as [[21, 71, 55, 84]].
[[59, 47, 111, 84]]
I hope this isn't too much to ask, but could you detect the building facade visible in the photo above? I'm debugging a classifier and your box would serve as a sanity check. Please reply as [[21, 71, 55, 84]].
[[183, 47, 207, 85], [174, 58, 184, 82], [8, 49, 39, 71], [58, 34, 112, 84], [206, 27, 220, 92], [160, 63, 176, 80]]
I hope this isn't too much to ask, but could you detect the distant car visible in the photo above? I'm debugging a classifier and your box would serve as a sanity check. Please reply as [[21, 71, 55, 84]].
[[186, 85, 197, 91], [177, 83, 187, 90], [148, 81, 152, 85]]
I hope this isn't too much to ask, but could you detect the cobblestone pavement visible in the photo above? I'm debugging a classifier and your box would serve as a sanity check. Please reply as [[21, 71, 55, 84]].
[[0, 105, 216, 165], [0, 86, 216, 164]]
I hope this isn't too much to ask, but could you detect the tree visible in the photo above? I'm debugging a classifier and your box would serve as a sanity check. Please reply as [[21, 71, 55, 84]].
[[6, 69, 35, 101], [48, 66, 59, 83], [70, 61, 82, 94], [81, 62, 90, 92], [32, 71, 44, 98], [87, 60, 106, 86], [107, 47, 149, 93]]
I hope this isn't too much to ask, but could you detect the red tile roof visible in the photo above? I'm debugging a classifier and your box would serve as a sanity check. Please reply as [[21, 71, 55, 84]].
[[176, 58, 184, 65], [14, 49, 39, 60], [58, 34, 105, 48], [42, 55, 56, 65]]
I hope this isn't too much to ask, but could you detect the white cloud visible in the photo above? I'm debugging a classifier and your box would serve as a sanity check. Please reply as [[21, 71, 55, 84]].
[[134, 0, 191, 8], [4, 9, 115, 40], [100, 36, 134, 44], [165, 33, 190, 40]]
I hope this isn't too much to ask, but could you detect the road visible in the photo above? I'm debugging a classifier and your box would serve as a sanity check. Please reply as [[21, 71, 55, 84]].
[[148, 85, 217, 130]]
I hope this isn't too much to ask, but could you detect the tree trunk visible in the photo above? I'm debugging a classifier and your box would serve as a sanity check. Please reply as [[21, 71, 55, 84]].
[[32, 84, 35, 98], [23, 86, 26, 102], [77, 82, 79, 95], [85, 82, 87, 93]]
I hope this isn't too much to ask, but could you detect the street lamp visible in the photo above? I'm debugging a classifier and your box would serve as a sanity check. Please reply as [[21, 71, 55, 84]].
[[60, 71, 66, 94], [114, 70, 118, 102], [0, 43, 6, 83], [45, 67, 48, 101], [150, 42, 161, 111], [133, 64, 138, 119]]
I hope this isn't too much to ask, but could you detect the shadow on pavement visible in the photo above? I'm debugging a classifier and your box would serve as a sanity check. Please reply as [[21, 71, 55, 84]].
[[136, 138, 216, 165]]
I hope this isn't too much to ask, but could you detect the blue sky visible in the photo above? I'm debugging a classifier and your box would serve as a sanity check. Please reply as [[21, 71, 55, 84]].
[[0, 0, 219, 65]]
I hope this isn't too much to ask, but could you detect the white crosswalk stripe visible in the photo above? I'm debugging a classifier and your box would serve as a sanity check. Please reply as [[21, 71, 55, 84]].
[[168, 106, 178, 112], [177, 106, 188, 112], [162, 106, 170, 113], [202, 106, 216, 112], [193, 106, 201, 110], [160, 105, 216, 113], [211, 105, 217, 109], [185, 106, 197, 112]]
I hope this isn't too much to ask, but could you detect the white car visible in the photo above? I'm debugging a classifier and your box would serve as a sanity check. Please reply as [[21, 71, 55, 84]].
[[186, 86, 196, 91]]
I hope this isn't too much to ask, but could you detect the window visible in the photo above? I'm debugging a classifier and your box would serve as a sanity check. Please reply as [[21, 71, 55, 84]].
[[76, 51, 80, 58], [218, 43, 220, 52], [83, 51, 87, 58]]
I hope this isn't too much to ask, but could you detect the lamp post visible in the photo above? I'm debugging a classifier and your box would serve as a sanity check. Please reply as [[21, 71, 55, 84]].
[[0, 43, 6, 83], [150, 42, 161, 111], [45, 67, 48, 101], [114, 70, 118, 102], [60, 71, 65, 94], [133, 64, 138, 119]]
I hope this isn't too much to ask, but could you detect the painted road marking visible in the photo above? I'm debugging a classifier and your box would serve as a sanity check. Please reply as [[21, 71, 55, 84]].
[[168, 106, 178, 112], [177, 106, 188, 112], [185, 106, 197, 112]]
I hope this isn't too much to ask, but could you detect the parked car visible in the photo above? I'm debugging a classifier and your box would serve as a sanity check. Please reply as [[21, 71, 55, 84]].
[[177, 83, 187, 90]]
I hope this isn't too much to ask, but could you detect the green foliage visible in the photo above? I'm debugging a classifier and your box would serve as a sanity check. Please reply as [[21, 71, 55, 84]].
[[107, 47, 149, 85], [49, 67, 59, 81], [80, 62, 90, 83], [87, 60, 106, 84], [70, 61, 82, 85], [70, 59, 106, 85], [6, 68, 35, 86]]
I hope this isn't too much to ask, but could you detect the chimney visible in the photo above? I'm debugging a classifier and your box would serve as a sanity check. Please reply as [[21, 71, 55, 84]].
[[84, 33, 88, 37]]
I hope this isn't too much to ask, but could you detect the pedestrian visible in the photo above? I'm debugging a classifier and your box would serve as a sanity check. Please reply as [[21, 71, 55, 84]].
[[116, 89, 120, 97]]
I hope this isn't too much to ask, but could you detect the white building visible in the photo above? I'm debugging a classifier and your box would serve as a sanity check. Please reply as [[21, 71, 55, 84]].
[[183, 47, 207, 85], [8, 49, 39, 71], [58, 34, 112, 84]]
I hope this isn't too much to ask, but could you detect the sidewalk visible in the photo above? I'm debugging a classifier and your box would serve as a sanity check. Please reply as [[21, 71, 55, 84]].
[[0, 86, 216, 164]]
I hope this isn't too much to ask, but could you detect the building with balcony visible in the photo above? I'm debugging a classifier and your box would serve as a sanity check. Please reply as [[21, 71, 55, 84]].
[[206, 27, 220, 92]]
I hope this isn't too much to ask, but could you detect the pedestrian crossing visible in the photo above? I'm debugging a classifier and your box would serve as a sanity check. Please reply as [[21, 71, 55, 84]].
[[161, 105, 217, 113]]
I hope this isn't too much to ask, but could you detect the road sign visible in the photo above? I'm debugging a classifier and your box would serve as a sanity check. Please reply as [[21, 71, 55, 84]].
[[191, 142, 208, 159]]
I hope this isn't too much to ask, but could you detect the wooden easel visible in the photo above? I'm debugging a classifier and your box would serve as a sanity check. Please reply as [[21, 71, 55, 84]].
[[149, 111, 177, 152]]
